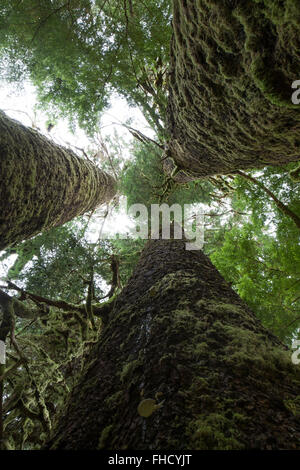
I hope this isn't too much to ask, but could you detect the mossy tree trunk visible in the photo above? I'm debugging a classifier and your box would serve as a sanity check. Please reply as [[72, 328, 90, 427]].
[[0, 111, 117, 250], [47, 238, 300, 450], [166, 0, 300, 180]]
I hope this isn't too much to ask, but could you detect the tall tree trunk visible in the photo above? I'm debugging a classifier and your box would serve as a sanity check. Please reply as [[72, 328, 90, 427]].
[[47, 239, 300, 450], [166, 0, 300, 180], [0, 111, 116, 250]]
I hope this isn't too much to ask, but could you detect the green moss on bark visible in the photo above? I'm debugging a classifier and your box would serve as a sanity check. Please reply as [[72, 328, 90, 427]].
[[166, 0, 300, 178], [0, 111, 116, 250], [46, 239, 300, 450]]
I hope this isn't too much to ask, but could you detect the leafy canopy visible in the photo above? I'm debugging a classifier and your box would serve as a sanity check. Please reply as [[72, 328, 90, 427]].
[[0, 0, 171, 134]]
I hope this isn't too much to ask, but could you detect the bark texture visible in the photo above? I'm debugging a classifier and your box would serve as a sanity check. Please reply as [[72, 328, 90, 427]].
[[166, 0, 300, 180], [47, 239, 300, 450], [0, 111, 116, 250]]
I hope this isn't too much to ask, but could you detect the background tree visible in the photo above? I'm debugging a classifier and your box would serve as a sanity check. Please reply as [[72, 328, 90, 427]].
[[0, 111, 116, 250]]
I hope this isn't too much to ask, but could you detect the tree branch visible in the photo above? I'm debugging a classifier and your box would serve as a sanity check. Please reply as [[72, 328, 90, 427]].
[[234, 170, 300, 230]]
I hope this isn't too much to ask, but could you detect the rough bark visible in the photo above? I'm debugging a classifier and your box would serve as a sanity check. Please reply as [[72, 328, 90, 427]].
[[47, 238, 300, 450], [166, 0, 300, 180], [0, 111, 117, 250]]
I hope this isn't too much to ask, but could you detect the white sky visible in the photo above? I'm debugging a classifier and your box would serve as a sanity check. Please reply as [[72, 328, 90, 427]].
[[0, 80, 154, 150]]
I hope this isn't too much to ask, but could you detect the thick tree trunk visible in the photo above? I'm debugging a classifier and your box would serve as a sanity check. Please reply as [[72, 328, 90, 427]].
[[166, 0, 300, 180], [0, 111, 116, 250], [47, 238, 300, 450]]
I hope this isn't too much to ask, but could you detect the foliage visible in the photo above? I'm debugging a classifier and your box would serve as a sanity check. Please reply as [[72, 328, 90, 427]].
[[209, 164, 300, 343], [120, 140, 218, 208], [1, 293, 101, 450], [0, 0, 171, 135]]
